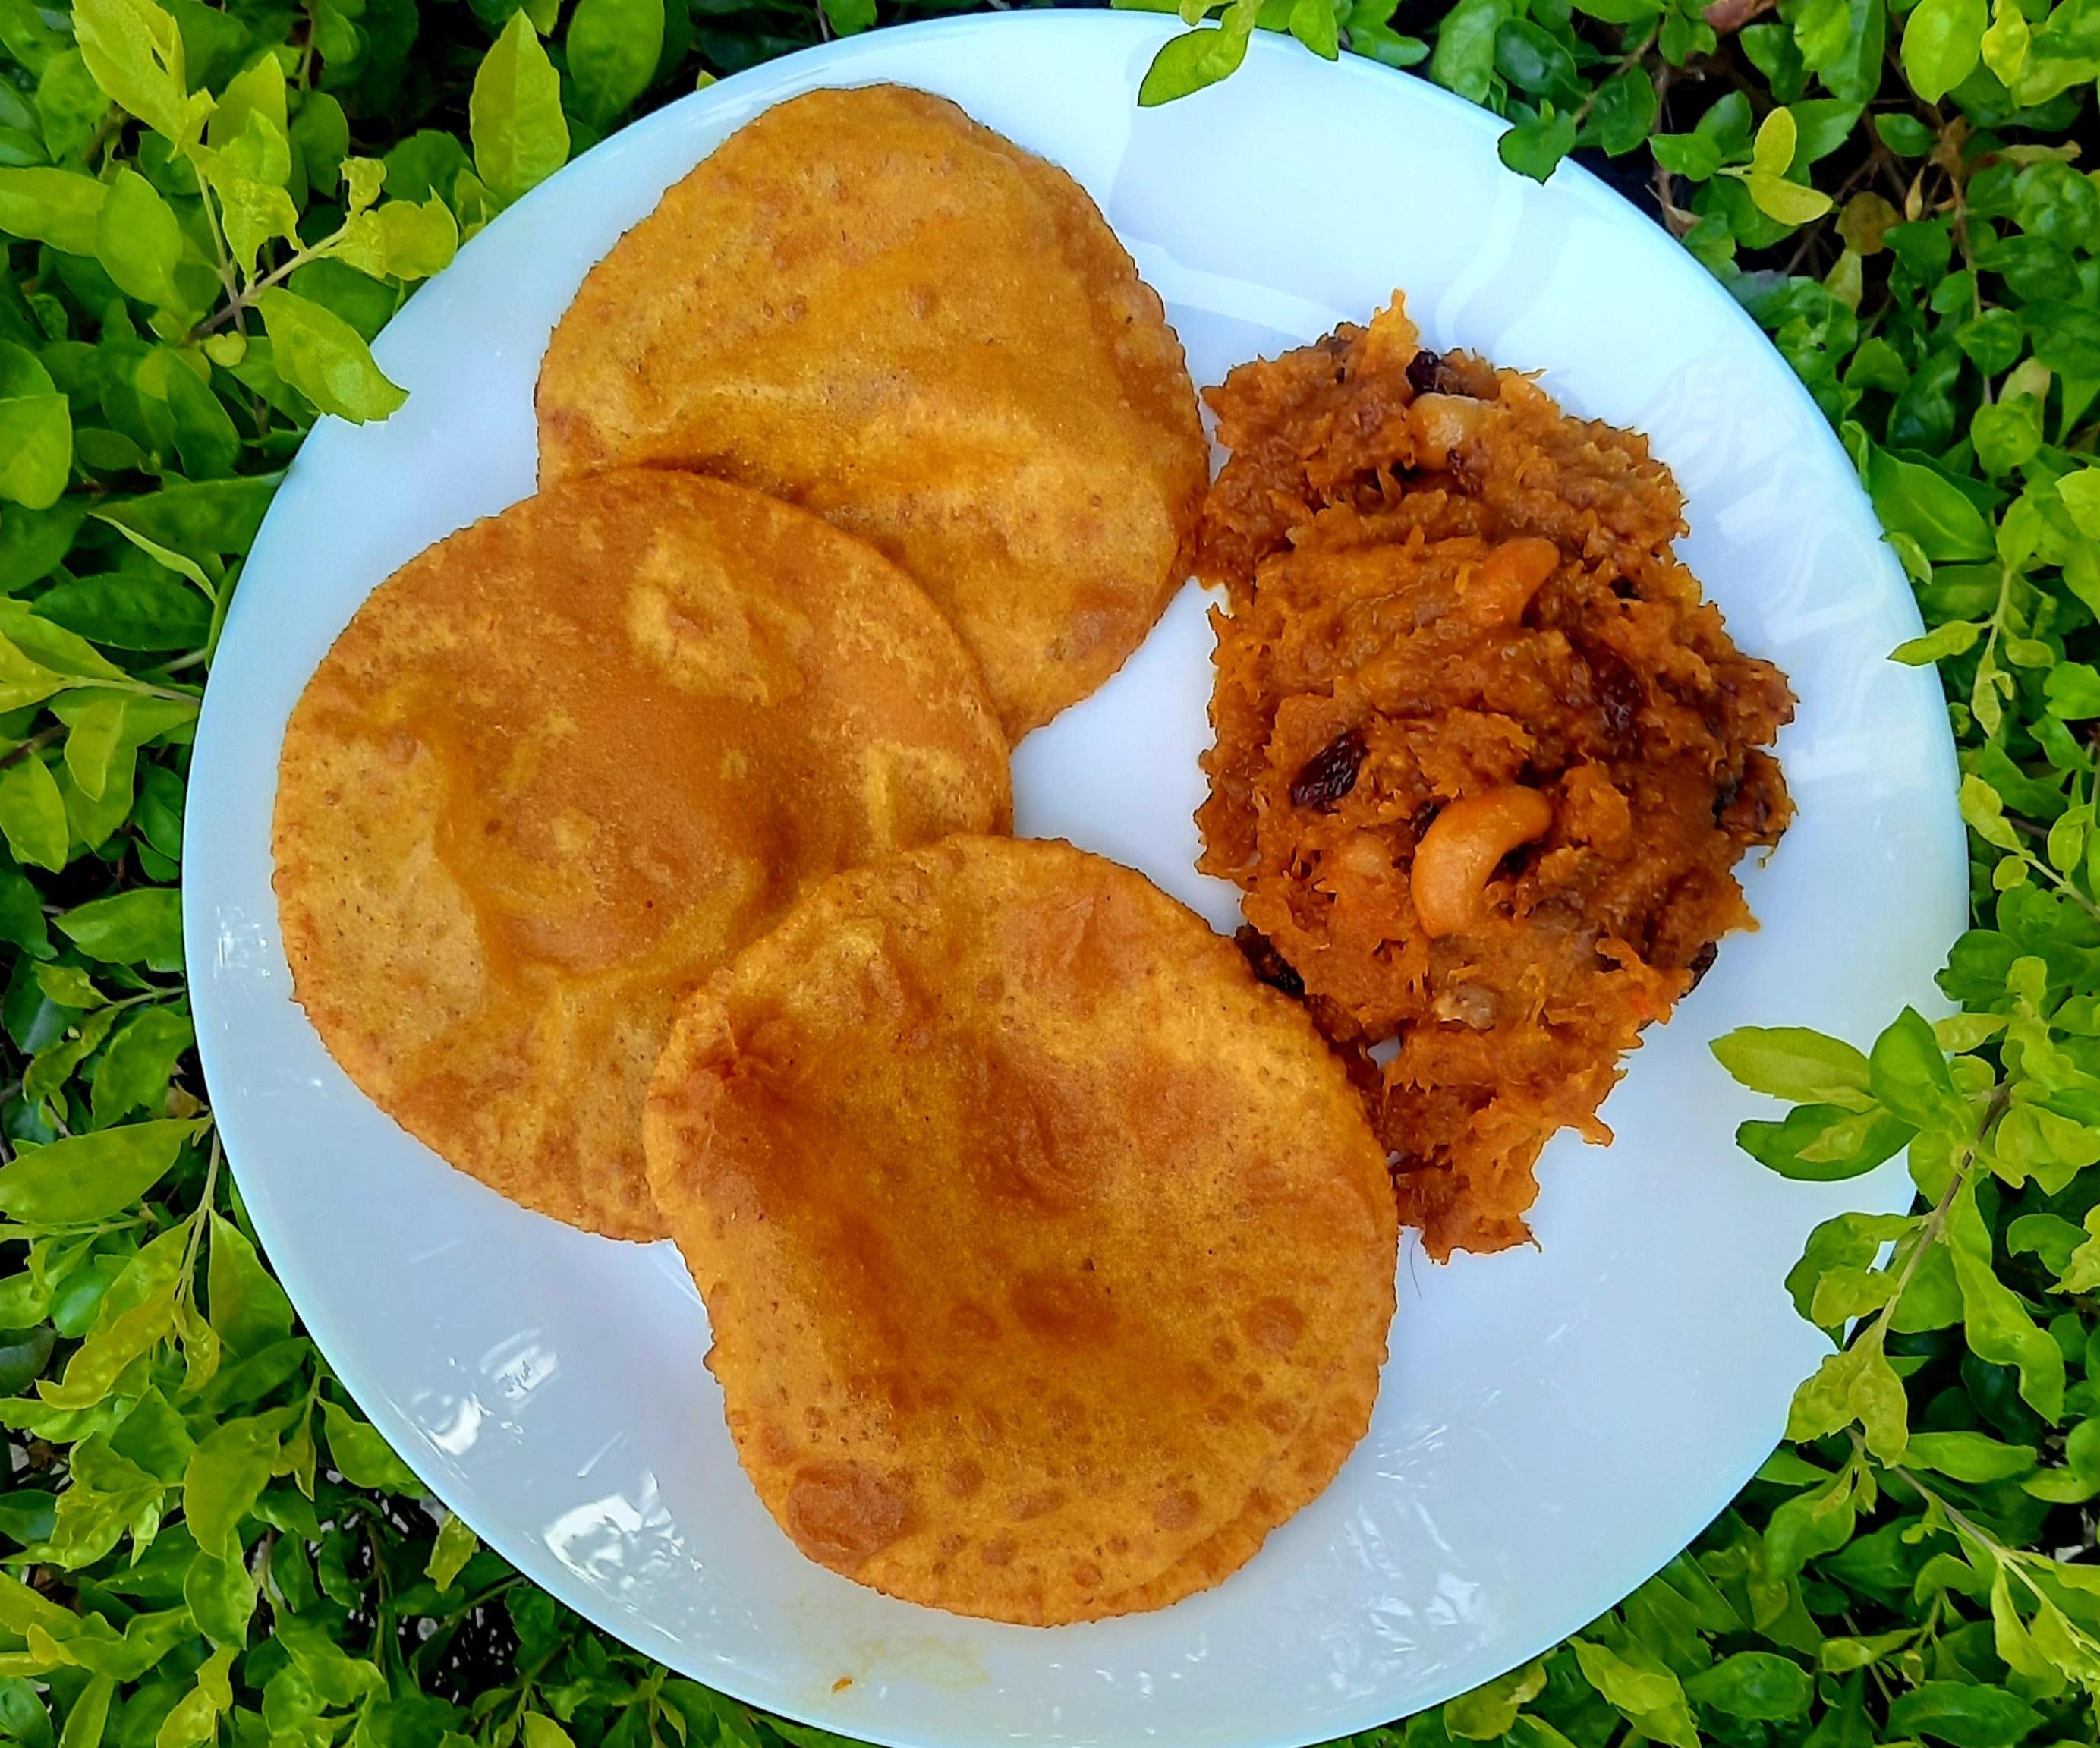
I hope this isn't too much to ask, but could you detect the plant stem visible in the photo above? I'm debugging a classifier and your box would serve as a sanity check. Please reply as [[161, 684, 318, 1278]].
[[0, 727, 64, 776], [1571, 21, 1660, 131], [191, 244, 328, 341]]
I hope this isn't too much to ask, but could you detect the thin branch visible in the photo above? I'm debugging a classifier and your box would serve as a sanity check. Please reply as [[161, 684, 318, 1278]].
[[190, 244, 328, 342], [1702, 0, 1775, 32], [0, 727, 63, 776]]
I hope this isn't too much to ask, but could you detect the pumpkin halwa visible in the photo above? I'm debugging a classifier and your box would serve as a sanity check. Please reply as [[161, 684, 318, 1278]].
[[1198, 297, 1796, 1261]]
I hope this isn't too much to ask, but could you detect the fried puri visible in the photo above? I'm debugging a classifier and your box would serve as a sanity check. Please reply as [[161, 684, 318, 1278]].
[[644, 836, 1397, 1624], [534, 84, 1209, 741], [272, 471, 1009, 1240]]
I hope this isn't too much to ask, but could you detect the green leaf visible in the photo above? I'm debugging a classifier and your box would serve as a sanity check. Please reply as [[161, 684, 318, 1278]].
[[1737, 1103, 1913, 1180], [0, 755, 70, 873], [0, 167, 108, 254], [206, 49, 284, 152], [99, 474, 278, 561], [1580, 66, 1657, 156], [70, 0, 209, 145], [320, 1400, 420, 1493], [1868, 1006, 1966, 1132], [1786, 1210, 1913, 1323], [56, 888, 183, 971], [254, 287, 406, 424], [1683, 1651, 1812, 1720], [565, 0, 663, 123], [1713, 1026, 1874, 1107], [0, 1120, 194, 1224], [37, 52, 109, 162], [1905, 1428, 2039, 1481], [36, 575, 212, 654], [0, 602, 130, 684], [2057, 467, 2100, 539], [1444, 1659, 1547, 1738], [425, 1510, 477, 1591], [153, 1646, 233, 1748], [329, 197, 458, 282], [1139, 8, 1258, 103], [93, 169, 181, 310], [0, 856, 49, 960], [2059, 1205, 2100, 1293], [1569, 1641, 1698, 1748], [470, 11, 568, 206], [1429, 0, 1507, 101], [61, 694, 126, 802], [1866, 443, 1996, 561], [58, 1678, 113, 1748], [109, 1389, 192, 1482], [1746, 168, 1834, 227], [1893, 619, 1983, 664], [520, 1719, 573, 1748], [1948, 1176, 2065, 1422], [1652, 130, 1723, 181], [0, 396, 71, 514], [1498, 105, 1577, 183], [1787, 1329, 1910, 1457], [87, 1005, 190, 1124], [1287, 0, 1340, 58], [183, 1549, 256, 1647], [206, 1212, 292, 1358], [24, 1005, 118, 1111], [37, 1291, 172, 1410], [181, 1417, 277, 1560], [1751, 105, 1796, 176], [1902, 0, 1988, 101], [1764, 1465, 1858, 1576], [2024, 1416, 2100, 1500], [1884, 1680, 2043, 1747], [196, 131, 298, 279], [0, 342, 72, 513], [340, 156, 386, 217]]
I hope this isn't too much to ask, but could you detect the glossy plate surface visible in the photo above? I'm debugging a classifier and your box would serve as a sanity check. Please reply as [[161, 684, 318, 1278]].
[[185, 15, 1966, 1745]]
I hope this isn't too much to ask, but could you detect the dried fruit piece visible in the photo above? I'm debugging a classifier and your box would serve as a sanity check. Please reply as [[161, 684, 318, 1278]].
[[1289, 729, 1368, 812]]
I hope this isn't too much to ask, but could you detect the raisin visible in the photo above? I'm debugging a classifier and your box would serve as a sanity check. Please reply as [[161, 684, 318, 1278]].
[[1686, 941, 1718, 989], [1235, 926, 1305, 999], [1406, 349, 1449, 395], [1289, 728, 1368, 811], [1719, 753, 1790, 843], [1582, 643, 1645, 751]]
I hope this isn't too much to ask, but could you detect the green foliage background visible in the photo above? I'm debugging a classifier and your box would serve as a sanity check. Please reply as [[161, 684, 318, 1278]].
[[0, 0, 2095, 1737]]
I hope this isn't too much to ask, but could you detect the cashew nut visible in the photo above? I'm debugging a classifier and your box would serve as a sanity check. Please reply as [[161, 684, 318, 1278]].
[[1409, 392, 1488, 468], [1411, 786, 1554, 938], [1465, 536, 1560, 628]]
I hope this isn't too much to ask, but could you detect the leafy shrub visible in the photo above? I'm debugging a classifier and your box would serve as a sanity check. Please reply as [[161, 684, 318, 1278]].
[[2, 0, 2097, 1740]]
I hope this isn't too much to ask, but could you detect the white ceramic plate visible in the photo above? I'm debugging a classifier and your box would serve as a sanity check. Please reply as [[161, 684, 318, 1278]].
[[185, 14, 1967, 1745]]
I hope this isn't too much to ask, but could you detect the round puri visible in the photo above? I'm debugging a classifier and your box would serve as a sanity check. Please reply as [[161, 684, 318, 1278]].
[[644, 836, 1397, 1623], [272, 471, 1009, 1241], [535, 84, 1209, 742]]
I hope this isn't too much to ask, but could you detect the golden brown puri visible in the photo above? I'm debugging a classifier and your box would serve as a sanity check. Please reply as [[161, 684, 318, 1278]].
[[644, 836, 1397, 1624], [534, 83, 1210, 741], [272, 471, 1009, 1241], [1198, 297, 1794, 1260]]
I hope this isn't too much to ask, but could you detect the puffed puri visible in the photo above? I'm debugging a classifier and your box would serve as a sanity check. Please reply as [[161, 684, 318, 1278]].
[[272, 470, 1011, 1241], [534, 83, 1211, 742], [644, 835, 1399, 1625]]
